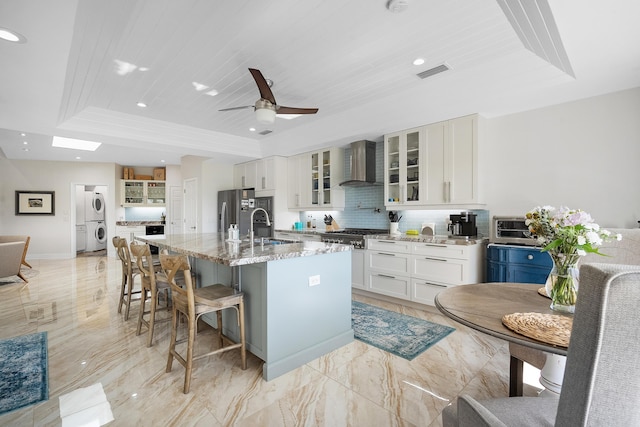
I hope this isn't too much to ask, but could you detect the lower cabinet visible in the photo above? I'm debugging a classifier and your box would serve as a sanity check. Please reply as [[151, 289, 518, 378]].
[[352, 250, 365, 289], [364, 238, 486, 306], [486, 244, 552, 284], [115, 225, 145, 243]]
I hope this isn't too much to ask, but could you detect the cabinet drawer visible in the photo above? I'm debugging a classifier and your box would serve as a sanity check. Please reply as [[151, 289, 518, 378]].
[[367, 251, 410, 275], [412, 242, 469, 260], [411, 256, 466, 285], [507, 248, 552, 268], [367, 272, 410, 300], [367, 239, 411, 253], [411, 279, 449, 306]]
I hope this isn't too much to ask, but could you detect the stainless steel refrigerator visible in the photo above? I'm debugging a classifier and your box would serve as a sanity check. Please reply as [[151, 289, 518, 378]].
[[218, 189, 255, 236]]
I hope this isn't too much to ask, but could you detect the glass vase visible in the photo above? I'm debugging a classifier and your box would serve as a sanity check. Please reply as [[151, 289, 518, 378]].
[[545, 254, 580, 314]]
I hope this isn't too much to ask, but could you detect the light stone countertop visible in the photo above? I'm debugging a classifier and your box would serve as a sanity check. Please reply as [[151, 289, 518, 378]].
[[116, 221, 164, 226], [365, 234, 488, 246], [136, 232, 351, 266]]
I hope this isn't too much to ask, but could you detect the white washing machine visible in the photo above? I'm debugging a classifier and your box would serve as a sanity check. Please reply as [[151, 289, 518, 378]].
[[85, 221, 107, 251], [85, 192, 105, 221]]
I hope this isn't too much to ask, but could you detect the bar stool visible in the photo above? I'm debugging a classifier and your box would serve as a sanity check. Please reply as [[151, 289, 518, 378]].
[[113, 236, 141, 320], [160, 253, 247, 394], [130, 242, 171, 347]]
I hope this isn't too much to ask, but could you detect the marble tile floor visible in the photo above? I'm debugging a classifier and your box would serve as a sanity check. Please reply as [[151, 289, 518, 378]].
[[0, 255, 541, 426]]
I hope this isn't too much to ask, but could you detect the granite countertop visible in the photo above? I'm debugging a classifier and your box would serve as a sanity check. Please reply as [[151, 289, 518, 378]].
[[136, 232, 351, 266], [275, 228, 325, 235], [116, 221, 164, 226], [365, 234, 488, 246]]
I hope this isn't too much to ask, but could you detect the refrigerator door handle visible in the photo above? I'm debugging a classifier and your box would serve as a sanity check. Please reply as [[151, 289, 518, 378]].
[[221, 201, 227, 233]]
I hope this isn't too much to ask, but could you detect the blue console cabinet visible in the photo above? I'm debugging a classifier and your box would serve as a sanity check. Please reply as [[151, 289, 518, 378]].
[[486, 244, 552, 284]]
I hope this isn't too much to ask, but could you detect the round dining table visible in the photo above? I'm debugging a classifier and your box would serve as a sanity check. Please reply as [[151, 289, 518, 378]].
[[435, 282, 571, 395]]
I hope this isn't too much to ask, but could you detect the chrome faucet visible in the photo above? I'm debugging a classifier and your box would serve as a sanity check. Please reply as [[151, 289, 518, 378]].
[[249, 208, 271, 245]]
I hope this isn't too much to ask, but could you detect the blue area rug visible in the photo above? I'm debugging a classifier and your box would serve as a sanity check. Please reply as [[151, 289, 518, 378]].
[[0, 332, 49, 415], [352, 301, 455, 360]]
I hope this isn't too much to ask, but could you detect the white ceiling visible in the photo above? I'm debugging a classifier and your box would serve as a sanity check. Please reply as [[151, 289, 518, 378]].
[[1, 0, 639, 167]]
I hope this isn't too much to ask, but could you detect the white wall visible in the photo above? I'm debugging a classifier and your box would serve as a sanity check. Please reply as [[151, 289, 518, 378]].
[[481, 87, 640, 228], [202, 159, 234, 233], [0, 159, 116, 258]]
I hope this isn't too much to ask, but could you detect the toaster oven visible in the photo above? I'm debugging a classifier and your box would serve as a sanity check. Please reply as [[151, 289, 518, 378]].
[[491, 216, 538, 246]]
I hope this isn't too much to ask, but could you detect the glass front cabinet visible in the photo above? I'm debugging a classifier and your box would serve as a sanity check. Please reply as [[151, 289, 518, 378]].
[[384, 127, 424, 207], [120, 180, 166, 207], [309, 147, 345, 209]]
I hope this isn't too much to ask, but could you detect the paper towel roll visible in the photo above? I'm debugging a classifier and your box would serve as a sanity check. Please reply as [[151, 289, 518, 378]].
[[421, 222, 436, 235]]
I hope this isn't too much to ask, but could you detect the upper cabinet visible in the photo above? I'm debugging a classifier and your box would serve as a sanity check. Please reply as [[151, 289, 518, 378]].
[[385, 114, 483, 209], [234, 156, 287, 196], [120, 180, 166, 207], [287, 147, 345, 210], [384, 127, 425, 207], [310, 148, 345, 209]]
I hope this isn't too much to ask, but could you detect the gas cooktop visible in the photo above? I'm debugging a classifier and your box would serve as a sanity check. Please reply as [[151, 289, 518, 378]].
[[323, 228, 388, 235]]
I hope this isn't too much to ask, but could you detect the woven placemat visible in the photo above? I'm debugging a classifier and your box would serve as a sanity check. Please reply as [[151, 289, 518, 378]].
[[537, 287, 550, 299], [502, 312, 572, 347]]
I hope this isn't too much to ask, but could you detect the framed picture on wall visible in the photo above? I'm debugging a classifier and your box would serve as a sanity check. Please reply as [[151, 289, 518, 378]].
[[15, 190, 55, 215]]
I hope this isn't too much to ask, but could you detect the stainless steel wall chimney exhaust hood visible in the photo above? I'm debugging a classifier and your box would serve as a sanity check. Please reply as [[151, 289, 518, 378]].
[[340, 140, 377, 187]]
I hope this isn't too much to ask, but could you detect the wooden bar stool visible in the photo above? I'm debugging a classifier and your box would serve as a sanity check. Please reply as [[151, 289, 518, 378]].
[[130, 242, 171, 347], [113, 236, 141, 320], [160, 254, 247, 394]]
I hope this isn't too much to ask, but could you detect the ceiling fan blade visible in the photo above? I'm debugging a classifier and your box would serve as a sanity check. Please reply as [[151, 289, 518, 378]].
[[218, 105, 254, 112], [248, 68, 277, 105], [276, 106, 319, 115]]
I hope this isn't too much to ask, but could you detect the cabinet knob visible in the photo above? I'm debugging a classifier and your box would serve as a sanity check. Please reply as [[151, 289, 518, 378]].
[[527, 254, 534, 260]]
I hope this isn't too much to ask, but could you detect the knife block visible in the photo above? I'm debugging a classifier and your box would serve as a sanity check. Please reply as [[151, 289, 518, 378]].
[[325, 219, 340, 232]]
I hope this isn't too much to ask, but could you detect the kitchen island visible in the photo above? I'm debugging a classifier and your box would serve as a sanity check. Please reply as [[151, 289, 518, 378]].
[[137, 233, 354, 381]]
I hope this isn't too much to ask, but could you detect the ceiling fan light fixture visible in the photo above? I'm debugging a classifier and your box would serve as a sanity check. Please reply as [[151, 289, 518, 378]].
[[255, 99, 276, 124]]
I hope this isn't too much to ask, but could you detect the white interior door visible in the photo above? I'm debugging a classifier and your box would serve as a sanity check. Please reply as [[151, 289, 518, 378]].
[[169, 185, 183, 235], [184, 178, 198, 234]]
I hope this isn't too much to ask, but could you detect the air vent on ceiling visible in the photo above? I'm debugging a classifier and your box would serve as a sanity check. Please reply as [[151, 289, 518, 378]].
[[416, 64, 450, 79], [258, 130, 272, 136]]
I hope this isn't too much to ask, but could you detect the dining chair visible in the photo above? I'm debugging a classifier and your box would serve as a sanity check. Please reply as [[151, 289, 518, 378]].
[[113, 236, 141, 320], [130, 241, 171, 347], [442, 263, 640, 426], [160, 253, 247, 394]]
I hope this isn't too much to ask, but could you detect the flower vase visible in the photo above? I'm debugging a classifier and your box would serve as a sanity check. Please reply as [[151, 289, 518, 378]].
[[545, 254, 580, 313]]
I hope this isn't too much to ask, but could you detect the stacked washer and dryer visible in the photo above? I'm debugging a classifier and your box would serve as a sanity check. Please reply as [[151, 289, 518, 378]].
[[85, 191, 107, 251]]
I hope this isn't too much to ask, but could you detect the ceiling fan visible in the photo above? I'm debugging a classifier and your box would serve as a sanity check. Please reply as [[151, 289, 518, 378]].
[[219, 68, 318, 124]]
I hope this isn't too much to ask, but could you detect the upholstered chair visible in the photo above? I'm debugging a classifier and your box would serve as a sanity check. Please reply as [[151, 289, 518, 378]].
[[443, 263, 640, 426]]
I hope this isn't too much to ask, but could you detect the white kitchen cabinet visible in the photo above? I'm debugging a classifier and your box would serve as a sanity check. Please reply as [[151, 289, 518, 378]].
[[234, 161, 258, 189], [362, 238, 485, 306], [352, 250, 365, 289], [364, 246, 411, 300], [384, 127, 424, 208], [115, 225, 146, 242], [309, 147, 345, 209], [287, 153, 310, 209], [120, 180, 166, 207], [423, 114, 481, 206]]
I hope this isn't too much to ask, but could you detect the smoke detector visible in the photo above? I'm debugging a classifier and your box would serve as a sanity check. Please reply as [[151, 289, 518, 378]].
[[387, 0, 409, 13]]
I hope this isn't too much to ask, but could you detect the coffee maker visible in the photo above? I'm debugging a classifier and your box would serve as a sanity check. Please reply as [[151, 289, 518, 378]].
[[448, 211, 477, 237]]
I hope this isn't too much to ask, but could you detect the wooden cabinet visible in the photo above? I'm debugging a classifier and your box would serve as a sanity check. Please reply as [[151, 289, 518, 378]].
[[120, 180, 166, 207], [384, 127, 424, 207], [486, 244, 552, 284], [288, 147, 345, 211], [384, 114, 483, 209], [363, 238, 486, 306]]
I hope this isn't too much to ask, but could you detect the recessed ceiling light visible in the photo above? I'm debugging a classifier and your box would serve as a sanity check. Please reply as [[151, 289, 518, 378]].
[[138, 67, 149, 72], [192, 82, 209, 91], [136, 102, 147, 108], [249, 127, 256, 132], [205, 89, 219, 97], [23, 141, 28, 145], [52, 136, 101, 151], [0, 27, 27, 43], [160, 159, 166, 163], [20, 132, 26, 137], [413, 58, 425, 66], [75, 156, 81, 160]]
